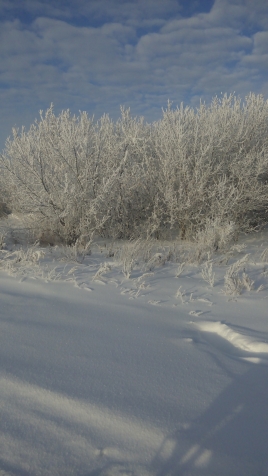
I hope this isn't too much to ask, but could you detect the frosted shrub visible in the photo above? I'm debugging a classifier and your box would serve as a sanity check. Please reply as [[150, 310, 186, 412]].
[[92, 262, 111, 281], [117, 239, 154, 278], [59, 240, 92, 263], [0, 106, 151, 244], [1, 93, 268, 245], [148, 93, 268, 239], [224, 269, 244, 296], [242, 272, 254, 291], [11, 242, 45, 265], [224, 254, 250, 295], [175, 262, 186, 277], [201, 261, 215, 287], [118, 239, 144, 278], [192, 218, 238, 262], [0, 242, 45, 276], [145, 252, 166, 271], [260, 248, 268, 263]]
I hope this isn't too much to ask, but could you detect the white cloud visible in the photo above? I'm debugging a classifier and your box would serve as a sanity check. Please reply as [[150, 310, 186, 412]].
[[209, 0, 268, 30], [252, 32, 268, 56], [0, 0, 267, 152]]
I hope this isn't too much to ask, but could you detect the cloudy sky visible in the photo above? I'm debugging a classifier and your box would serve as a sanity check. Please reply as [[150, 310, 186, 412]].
[[0, 0, 268, 152]]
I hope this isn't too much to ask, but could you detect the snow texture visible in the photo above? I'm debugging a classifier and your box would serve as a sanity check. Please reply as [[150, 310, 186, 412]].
[[1, 215, 268, 475]]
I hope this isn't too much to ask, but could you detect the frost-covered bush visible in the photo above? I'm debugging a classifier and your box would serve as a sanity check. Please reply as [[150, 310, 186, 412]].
[[147, 93, 268, 239], [223, 254, 252, 295], [0, 106, 151, 243], [1, 93, 268, 245], [191, 218, 239, 262]]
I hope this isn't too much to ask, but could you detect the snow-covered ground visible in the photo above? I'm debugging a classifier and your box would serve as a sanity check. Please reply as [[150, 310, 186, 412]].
[[1, 215, 268, 476]]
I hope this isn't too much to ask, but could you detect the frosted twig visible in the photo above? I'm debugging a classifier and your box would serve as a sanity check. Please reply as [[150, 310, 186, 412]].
[[201, 261, 215, 287], [175, 262, 185, 278], [176, 286, 186, 304], [92, 262, 111, 281]]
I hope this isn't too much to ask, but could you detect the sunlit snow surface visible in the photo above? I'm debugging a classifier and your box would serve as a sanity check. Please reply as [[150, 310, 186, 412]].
[[1, 215, 268, 475]]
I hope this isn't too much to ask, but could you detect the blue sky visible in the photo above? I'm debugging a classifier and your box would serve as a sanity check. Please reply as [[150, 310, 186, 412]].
[[0, 0, 268, 152]]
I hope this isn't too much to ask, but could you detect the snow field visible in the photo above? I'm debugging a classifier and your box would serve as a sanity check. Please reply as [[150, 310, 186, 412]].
[[1, 215, 268, 475]]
